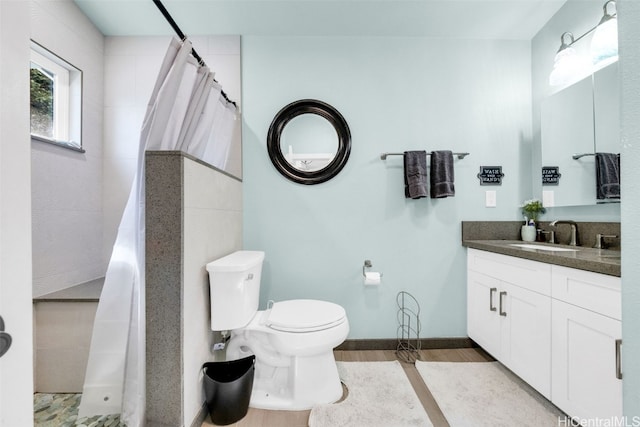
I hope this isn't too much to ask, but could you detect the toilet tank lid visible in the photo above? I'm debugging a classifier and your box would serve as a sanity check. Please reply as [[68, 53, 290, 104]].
[[206, 250, 265, 273]]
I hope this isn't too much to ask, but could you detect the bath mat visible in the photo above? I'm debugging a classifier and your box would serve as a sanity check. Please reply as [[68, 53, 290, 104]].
[[309, 361, 433, 427], [415, 361, 564, 427]]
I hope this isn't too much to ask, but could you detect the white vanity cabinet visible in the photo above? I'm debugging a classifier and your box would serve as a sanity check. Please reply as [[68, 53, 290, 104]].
[[467, 249, 552, 398], [551, 266, 622, 421], [466, 248, 623, 421]]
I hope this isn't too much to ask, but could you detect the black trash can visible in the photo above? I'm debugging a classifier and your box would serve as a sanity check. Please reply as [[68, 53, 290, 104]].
[[203, 355, 255, 425]]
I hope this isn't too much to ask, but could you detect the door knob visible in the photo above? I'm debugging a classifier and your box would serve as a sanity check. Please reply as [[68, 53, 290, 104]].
[[0, 315, 12, 359]]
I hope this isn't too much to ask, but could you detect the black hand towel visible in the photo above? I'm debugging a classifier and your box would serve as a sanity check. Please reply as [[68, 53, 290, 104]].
[[595, 152, 620, 200], [430, 150, 455, 198], [403, 151, 428, 199]]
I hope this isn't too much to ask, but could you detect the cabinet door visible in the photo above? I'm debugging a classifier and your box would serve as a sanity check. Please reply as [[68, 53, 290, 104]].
[[552, 299, 623, 420], [500, 283, 552, 399], [467, 271, 501, 358]]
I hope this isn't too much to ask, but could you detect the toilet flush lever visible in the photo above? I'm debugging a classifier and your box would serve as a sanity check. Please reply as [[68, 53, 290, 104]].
[[262, 300, 275, 327], [246, 273, 254, 280]]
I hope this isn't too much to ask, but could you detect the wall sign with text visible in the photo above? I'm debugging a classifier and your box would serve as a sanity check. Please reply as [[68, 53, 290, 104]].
[[542, 166, 561, 185], [477, 166, 504, 185]]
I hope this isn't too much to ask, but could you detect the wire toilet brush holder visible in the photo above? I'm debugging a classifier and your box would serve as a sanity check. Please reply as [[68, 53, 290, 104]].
[[396, 291, 421, 363]]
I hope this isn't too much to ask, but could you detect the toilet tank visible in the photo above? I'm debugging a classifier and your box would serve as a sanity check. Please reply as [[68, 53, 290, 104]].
[[206, 250, 265, 331]]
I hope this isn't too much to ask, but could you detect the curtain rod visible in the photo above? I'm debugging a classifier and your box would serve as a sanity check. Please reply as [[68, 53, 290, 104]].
[[151, 0, 237, 108]]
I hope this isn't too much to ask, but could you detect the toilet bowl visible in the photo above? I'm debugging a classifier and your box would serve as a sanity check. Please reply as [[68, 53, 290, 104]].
[[206, 251, 349, 410]]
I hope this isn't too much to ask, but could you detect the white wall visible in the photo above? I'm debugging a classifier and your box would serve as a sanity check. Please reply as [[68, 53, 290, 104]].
[[103, 35, 242, 268], [0, 1, 33, 426], [30, 0, 105, 297], [619, 0, 640, 417]]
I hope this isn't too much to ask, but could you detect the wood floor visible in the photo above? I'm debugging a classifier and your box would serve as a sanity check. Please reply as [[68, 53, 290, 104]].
[[201, 347, 494, 427]]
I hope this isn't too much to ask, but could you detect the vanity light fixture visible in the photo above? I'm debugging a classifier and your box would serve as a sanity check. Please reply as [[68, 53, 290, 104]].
[[549, 32, 591, 87], [590, 0, 618, 66], [549, 0, 618, 87]]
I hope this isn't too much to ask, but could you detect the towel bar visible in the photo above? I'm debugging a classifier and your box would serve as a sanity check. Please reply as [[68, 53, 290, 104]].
[[572, 153, 595, 160], [380, 152, 469, 160]]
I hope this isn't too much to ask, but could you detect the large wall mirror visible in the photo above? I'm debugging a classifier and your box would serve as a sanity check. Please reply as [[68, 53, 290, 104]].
[[541, 61, 620, 207], [267, 99, 351, 185]]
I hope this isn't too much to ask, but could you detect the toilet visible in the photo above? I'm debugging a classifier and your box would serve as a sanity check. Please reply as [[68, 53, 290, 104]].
[[206, 250, 349, 411]]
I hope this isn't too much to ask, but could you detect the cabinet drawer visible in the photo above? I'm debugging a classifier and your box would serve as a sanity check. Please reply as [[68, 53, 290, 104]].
[[467, 249, 551, 296], [551, 266, 621, 320]]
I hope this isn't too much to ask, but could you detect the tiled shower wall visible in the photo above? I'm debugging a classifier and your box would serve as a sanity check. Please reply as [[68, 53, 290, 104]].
[[30, 0, 105, 297]]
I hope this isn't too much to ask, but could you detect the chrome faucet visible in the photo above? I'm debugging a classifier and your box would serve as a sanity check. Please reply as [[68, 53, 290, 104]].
[[593, 233, 618, 249], [540, 230, 556, 244], [550, 220, 580, 246]]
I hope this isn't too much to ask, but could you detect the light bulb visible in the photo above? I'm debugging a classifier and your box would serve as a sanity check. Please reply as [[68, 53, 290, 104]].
[[591, 17, 618, 65], [549, 47, 591, 87], [591, 0, 618, 66]]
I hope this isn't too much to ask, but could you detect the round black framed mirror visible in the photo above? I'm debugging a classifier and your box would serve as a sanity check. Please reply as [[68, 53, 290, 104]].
[[267, 99, 351, 185]]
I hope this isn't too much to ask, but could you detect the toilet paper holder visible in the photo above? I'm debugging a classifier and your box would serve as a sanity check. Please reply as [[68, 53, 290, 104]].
[[363, 260, 382, 277]]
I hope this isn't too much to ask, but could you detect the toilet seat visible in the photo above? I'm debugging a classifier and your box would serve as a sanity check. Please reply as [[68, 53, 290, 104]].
[[265, 299, 346, 333]]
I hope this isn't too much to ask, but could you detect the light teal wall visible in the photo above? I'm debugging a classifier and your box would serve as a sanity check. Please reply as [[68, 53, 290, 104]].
[[242, 36, 534, 339], [619, 0, 640, 418]]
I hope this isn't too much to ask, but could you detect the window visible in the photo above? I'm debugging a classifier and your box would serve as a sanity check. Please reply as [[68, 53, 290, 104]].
[[30, 41, 83, 152]]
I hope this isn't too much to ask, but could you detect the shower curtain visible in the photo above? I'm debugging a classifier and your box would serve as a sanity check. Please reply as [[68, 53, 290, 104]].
[[78, 38, 238, 427]]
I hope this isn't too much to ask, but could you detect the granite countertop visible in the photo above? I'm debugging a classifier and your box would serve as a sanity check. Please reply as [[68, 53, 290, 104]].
[[463, 240, 621, 277]]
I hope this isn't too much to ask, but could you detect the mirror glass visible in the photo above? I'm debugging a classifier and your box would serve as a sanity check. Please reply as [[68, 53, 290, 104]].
[[280, 113, 338, 172], [593, 62, 620, 154], [541, 61, 620, 207], [541, 74, 596, 207], [267, 99, 351, 185]]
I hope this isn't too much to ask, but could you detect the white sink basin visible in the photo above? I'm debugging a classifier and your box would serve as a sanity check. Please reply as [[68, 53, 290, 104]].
[[510, 243, 579, 252]]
